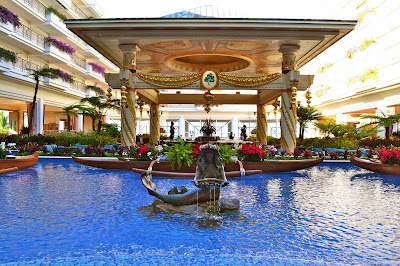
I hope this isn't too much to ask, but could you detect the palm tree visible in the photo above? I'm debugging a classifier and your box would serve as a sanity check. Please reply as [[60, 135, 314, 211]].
[[359, 110, 400, 140], [297, 105, 324, 141], [55, 104, 80, 131], [79, 86, 120, 133], [26, 67, 72, 135]]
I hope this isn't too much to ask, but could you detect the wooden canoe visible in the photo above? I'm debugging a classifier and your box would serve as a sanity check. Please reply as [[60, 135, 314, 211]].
[[73, 156, 323, 174], [350, 154, 400, 176], [0, 151, 39, 170], [131, 167, 262, 178], [0, 167, 18, 175]]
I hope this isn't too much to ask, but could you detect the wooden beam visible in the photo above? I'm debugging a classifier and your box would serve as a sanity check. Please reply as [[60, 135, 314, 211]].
[[137, 89, 158, 104], [258, 90, 281, 105], [158, 94, 258, 104]]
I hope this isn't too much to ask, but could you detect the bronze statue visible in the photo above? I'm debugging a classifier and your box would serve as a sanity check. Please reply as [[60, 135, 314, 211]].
[[169, 121, 175, 141], [140, 144, 228, 206]]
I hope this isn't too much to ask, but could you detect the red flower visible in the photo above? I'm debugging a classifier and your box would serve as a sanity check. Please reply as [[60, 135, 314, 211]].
[[137, 145, 150, 158], [192, 144, 201, 158]]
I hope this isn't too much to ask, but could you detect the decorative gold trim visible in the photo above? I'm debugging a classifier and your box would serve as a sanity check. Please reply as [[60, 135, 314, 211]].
[[135, 72, 202, 88], [219, 73, 281, 87]]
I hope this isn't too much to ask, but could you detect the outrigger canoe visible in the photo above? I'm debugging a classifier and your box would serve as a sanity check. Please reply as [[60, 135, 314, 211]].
[[0, 151, 39, 171], [0, 167, 18, 175], [72, 156, 323, 177], [350, 154, 400, 176]]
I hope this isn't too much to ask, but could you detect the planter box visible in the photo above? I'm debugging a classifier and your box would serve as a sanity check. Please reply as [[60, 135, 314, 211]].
[[44, 43, 70, 62], [85, 64, 105, 81], [0, 61, 13, 73], [43, 77, 70, 89], [0, 22, 13, 35]]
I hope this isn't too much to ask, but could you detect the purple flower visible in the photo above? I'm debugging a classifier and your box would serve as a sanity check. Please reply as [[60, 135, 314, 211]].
[[88, 62, 106, 75], [0, 5, 22, 27], [45, 36, 76, 55]]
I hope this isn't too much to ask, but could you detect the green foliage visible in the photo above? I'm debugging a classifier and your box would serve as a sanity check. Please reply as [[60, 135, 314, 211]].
[[0, 110, 8, 129], [0, 47, 17, 63], [357, 8, 376, 24], [348, 69, 378, 84], [218, 144, 236, 166], [359, 39, 377, 51], [46, 7, 67, 20], [267, 136, 280, 147], [165, 139, 193, 169], [0, 148, 6, 159], [359, 136, 400, 148], [301, 137, 359, 150], [317, 63, 333, 73], [48, 131, 117, 146], [102, 123, 120, 138]]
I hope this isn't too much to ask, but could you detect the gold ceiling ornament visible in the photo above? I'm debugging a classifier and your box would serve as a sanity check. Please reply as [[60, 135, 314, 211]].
[[218, 72, 282, 87], [135, 72, 202, 88]]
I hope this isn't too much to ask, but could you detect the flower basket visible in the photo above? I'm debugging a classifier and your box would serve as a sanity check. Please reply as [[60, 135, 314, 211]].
[[88, 62, 105, 75], [0, 5, 22, 28], [45, 37, 75, 55]]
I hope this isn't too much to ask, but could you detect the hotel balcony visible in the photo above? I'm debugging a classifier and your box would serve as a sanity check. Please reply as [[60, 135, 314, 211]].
[[41, 12, 69, 37], [63, 53, 86, 74], [81, 0, 103, 18], [0, 0, 46, 25], [0, 22, 14, 36], [85, 63, 107, 84], [69, 80, 86, 96], [85, 44, 119, 72], [10, 24, 45, 54], [0, 60, 13, 73], [42, 43, 70, 63]]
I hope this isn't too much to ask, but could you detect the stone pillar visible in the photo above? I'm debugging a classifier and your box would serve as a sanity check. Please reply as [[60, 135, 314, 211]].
[[32, 98, 44, 134], [18, 107, 24, 132], [119, 44, 139, 147], [279, 44, 300, 74], [178, 115, 185, 138], [280, 71, 299, 153], [257, 104, 268, 145], [149, 104, 160, 144], [76, 114, 84, 132], [231, 116, 238, 139]]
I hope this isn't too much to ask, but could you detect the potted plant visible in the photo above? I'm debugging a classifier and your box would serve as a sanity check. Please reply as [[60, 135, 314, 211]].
[[200, 119, 216, 136]]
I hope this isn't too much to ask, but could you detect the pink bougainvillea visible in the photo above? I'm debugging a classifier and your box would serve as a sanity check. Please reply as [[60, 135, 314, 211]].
[[45, 37, 76, 55], [88, 62, 106, 75]]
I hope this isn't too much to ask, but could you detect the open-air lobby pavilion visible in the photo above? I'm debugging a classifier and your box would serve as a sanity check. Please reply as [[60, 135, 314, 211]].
[[65, 17, 356, 151]]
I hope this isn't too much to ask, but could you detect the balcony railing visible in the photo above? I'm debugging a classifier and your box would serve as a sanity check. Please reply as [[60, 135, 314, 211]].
[[21, 0, 47, 18], [70, 32, 87, 47], [14, 23, 45, 48], [71, 2, 88, 18], [70, 54, 86, 69], [71, 80, 86, 93], [13, 57, 43, 73]]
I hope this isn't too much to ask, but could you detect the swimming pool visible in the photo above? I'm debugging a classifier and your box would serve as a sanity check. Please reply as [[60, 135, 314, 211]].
[[0, 159, 399, 264]]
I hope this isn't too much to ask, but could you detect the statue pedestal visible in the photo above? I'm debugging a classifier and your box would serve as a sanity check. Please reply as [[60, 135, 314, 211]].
[[150, 197, 240, 214], [195, 136, 220, 142]]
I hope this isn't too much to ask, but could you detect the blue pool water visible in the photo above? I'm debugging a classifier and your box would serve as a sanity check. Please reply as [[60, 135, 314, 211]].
[[0, 159, 399, 265]]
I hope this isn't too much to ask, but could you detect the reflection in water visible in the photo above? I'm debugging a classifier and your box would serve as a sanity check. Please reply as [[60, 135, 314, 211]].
[[0, 160, 400, 264]]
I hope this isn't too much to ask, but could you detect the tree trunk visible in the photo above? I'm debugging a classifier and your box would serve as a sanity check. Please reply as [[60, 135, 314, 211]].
[[299, 122, 304, 141], [67, 115, 71, 131], [92, 118, 96, 131], [97, 118, 102, 133], [385, 126, 390, 140], [28, 76, 39, 136]]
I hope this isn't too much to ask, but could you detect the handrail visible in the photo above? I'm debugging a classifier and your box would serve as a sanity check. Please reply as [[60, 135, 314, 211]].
[[13, 23, 46, 48], [71, 80, 86, 93], [70, 54, 86, 69], [20, 0, 46, 18], [13, 57, 42, 73]]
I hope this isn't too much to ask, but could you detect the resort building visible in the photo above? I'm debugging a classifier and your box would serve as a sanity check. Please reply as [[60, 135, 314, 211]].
[[1, 0, 399, 143], [303, 0, 400, 136], [0, 0, 119, 134]]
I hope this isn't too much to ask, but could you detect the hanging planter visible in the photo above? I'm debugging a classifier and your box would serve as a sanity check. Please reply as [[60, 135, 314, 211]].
[[45, 37, 75, 55], [0, 5, 22, 27], [88, 62, 106, 75]]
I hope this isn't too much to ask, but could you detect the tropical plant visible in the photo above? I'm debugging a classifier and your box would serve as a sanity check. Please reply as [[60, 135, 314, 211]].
[[127, 144, 160, 161], [218, 144, 236, 166], [0, 47, 17, 63], [46, 7, 67, 20], [0, 5, 22, 27], [165, 139, 193, 169], [102, 123, 120, 138], [359, 110, 400, 140], [45, 37, 75, 55], [0, 110, 8, 129], [78, 88, 120, 132], [297, 105, 323, 141], [55, 104, 80, 131], [200, 119, 216, 136], [26, 67, 70, 135], [0, 148, 6, 159], [237, 144, 266, 162]]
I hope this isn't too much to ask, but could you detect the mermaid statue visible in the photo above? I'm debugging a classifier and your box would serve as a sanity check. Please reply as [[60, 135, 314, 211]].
[[140, 144, 229, 206]]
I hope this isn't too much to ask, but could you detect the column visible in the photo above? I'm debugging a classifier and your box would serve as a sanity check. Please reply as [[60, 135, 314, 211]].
[[149, 104, 160, 144], [119, 43, 139, 147], [231, 116, 238, 139], [178, 115, 185, 138], [18, 107, 24, 132], [32, 98, 44, 135], [257, 104, 268, 145], [280, 71, 299, 153], [76, 114, 84, 132]]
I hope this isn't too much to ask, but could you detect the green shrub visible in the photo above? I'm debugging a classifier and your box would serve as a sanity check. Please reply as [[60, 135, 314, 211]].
[[102, 123, 120, 138], [218, 144, 236, 166], [165, 139, 193, 169], [49, 131, 117, 146], [46, 7, 67, 20], [301, 137, 359, 149], [0, 148, 6, 159], [267, 136, 280, 147], [358, 136, 400, 148]]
